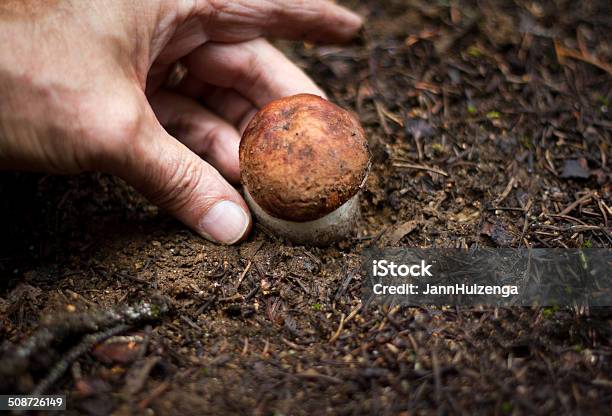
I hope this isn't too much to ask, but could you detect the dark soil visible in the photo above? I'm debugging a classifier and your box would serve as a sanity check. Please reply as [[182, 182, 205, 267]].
[[1, 1, 611, 414]]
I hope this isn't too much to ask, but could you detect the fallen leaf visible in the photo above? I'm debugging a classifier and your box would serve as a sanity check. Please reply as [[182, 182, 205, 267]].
[[386, 220, 420, 245], [91, 333, 144, 365], [450, 209, 480, 223], [74, 377, 112, 397]]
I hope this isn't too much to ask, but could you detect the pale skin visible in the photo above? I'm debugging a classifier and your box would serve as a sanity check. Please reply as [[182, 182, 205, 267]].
[[0, 0, 362, 244]]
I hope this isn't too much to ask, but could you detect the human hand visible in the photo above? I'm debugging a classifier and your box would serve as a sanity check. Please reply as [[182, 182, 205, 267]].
[[0, 0, 362, 244]]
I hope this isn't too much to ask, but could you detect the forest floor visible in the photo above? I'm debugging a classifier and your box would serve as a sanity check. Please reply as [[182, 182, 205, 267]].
[[1, 1, 611, 414]]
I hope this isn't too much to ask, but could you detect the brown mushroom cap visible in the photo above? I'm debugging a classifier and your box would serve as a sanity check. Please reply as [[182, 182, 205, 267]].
[[240, 94, 369, 222]]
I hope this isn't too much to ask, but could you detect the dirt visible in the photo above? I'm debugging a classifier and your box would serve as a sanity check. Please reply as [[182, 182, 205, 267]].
[[0, 1, 610, 415]]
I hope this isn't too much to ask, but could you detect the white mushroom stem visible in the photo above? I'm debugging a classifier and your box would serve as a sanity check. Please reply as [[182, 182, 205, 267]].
[[243, 188, 360, 246]]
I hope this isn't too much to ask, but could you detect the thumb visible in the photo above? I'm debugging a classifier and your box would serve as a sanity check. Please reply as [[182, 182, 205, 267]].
[[115, 106, 252, 245]]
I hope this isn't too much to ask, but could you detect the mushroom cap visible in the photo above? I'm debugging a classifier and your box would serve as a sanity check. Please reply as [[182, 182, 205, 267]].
[[240, 94, 369, 222]]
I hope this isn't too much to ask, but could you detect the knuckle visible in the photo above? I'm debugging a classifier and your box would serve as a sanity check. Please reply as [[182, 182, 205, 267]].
[[147, 156, 210, 214], [166, 113, 231, 156], [200, 122, 230, 152], [206, 0, 225, 16], [236, 44, 267, 93], [165, 113, 197, 141]]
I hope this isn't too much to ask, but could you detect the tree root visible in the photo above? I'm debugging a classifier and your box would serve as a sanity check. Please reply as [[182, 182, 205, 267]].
[[0, 296, 170, 393]]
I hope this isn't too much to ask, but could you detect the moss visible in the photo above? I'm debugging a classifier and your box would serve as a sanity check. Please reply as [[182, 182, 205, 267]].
[[467, 45, 483, 58], [432, 143, 445, 155], [150, 303, 161, 318], [543, 306, 559, 319]]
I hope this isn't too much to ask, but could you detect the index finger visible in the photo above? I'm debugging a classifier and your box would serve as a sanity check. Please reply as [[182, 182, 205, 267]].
[[184, 38, 325, 109], [199, 0, 363, 43]]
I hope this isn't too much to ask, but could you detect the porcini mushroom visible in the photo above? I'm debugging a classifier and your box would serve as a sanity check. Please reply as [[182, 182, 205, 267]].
[[240, 93, 370, 245]]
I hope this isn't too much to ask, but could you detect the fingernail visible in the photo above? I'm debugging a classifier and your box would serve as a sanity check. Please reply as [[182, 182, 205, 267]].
[[199, 201, 249, 244]]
